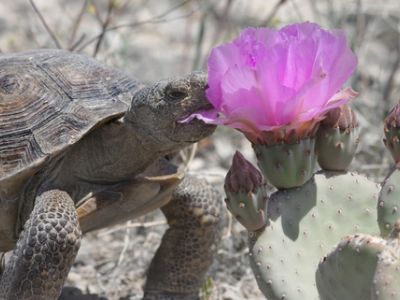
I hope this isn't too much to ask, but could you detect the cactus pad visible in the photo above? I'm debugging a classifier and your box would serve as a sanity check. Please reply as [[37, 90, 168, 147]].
[[316, 234, 386, 300], [253, 138, 317, 189], [249, 171, 380, 300], [372, 221, 400, 300], [383, 128, 400, 164], [316, 104, 359, 171], [378, 168, 400, 237], [316, 127, 359, 171]]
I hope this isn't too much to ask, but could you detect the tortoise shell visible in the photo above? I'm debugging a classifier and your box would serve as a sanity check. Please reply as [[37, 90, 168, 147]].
[[0, 49, 139, 183]]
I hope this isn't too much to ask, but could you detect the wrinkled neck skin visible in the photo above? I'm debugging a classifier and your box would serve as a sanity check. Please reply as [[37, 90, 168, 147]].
[[45, 115, 186, 200]]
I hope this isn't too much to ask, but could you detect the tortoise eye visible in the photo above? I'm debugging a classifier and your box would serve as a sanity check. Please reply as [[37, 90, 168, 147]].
[[167, 89, 188, 100]]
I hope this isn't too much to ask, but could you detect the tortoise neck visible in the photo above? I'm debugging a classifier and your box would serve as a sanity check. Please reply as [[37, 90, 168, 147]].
[[55, 120, 161, 187]]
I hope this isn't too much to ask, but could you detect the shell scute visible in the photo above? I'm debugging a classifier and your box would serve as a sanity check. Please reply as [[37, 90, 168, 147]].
[[0, 49, 138, 181]]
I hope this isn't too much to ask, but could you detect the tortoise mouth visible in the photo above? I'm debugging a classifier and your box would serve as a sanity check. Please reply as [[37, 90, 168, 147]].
[[178, 101, 215, 123], [171, 116, 216, 143]]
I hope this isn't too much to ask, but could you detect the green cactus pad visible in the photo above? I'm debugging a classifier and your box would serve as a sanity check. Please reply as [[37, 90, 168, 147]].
[[372, 222, 400, 300], [316, 127, 359, 171], [249, 171, 380, 300], [384, 127, 400, 164], [378, 168, 400, 237], [253, 138, 317, 189], [225, 189, 268, 231], [316, 234, 386, 300]]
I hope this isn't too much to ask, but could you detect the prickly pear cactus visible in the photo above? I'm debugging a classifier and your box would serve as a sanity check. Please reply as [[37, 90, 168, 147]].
[[316, 234, 386, 300], [222, 100, 400, 299], [249, 171, 380, 300], [315, 222, 400, 300], [315, 104, 360, 171], [372, 221, 400, 300], [253, 138, 317, 189], [378, 168, 400, 237], [316, 127, 359, 171]]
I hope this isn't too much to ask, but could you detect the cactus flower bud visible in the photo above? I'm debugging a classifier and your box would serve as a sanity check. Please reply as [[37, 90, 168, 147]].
[[225, 151, 263, 193], [384, 103, 400, 165], [253, 138, 317, 189], [316, 104, 360, 171], [224, 151, 267, 231]]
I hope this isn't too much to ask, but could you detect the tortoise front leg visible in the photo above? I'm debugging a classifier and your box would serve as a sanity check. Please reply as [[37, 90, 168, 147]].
[[143, 175, 223, 300], [0, 190, 81, 300]]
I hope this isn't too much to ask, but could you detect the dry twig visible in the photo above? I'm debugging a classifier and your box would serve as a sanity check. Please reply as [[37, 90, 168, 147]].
[[180, 143, 198, 172], [382, 42, 400, 117], [29, 0, 62, 49], [117, 221, 132, 266], [68, 0, 89, 50], [92, 0, 115, 57], [260, 0, 288, 27], [192, 2, 208, 70], [209, 0, 233, 48], [98, 220, 166, 237], [75, 0, 194, 52]]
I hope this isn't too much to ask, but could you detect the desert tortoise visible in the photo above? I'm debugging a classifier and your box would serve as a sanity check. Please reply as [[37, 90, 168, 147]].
[[0, 49, 223, 300]]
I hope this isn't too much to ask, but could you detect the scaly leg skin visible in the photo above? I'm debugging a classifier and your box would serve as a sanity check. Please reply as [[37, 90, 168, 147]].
[[143, 175, 223, 300], [0, 190, 81, 300]]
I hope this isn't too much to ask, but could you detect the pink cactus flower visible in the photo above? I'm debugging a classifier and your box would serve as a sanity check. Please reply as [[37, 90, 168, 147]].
[[183, 22, 358, 142]]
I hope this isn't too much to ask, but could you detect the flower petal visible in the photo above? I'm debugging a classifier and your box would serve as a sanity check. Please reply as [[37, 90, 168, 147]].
[[190, 22, 358, 135], [297, 88, 358, 122]]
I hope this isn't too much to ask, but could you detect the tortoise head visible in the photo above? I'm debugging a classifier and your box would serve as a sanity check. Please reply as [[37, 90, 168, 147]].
[[125, 71, 216, 152]]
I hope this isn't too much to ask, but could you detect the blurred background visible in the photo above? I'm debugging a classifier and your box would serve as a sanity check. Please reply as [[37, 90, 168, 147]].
[[0, 0, 399, 299]]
